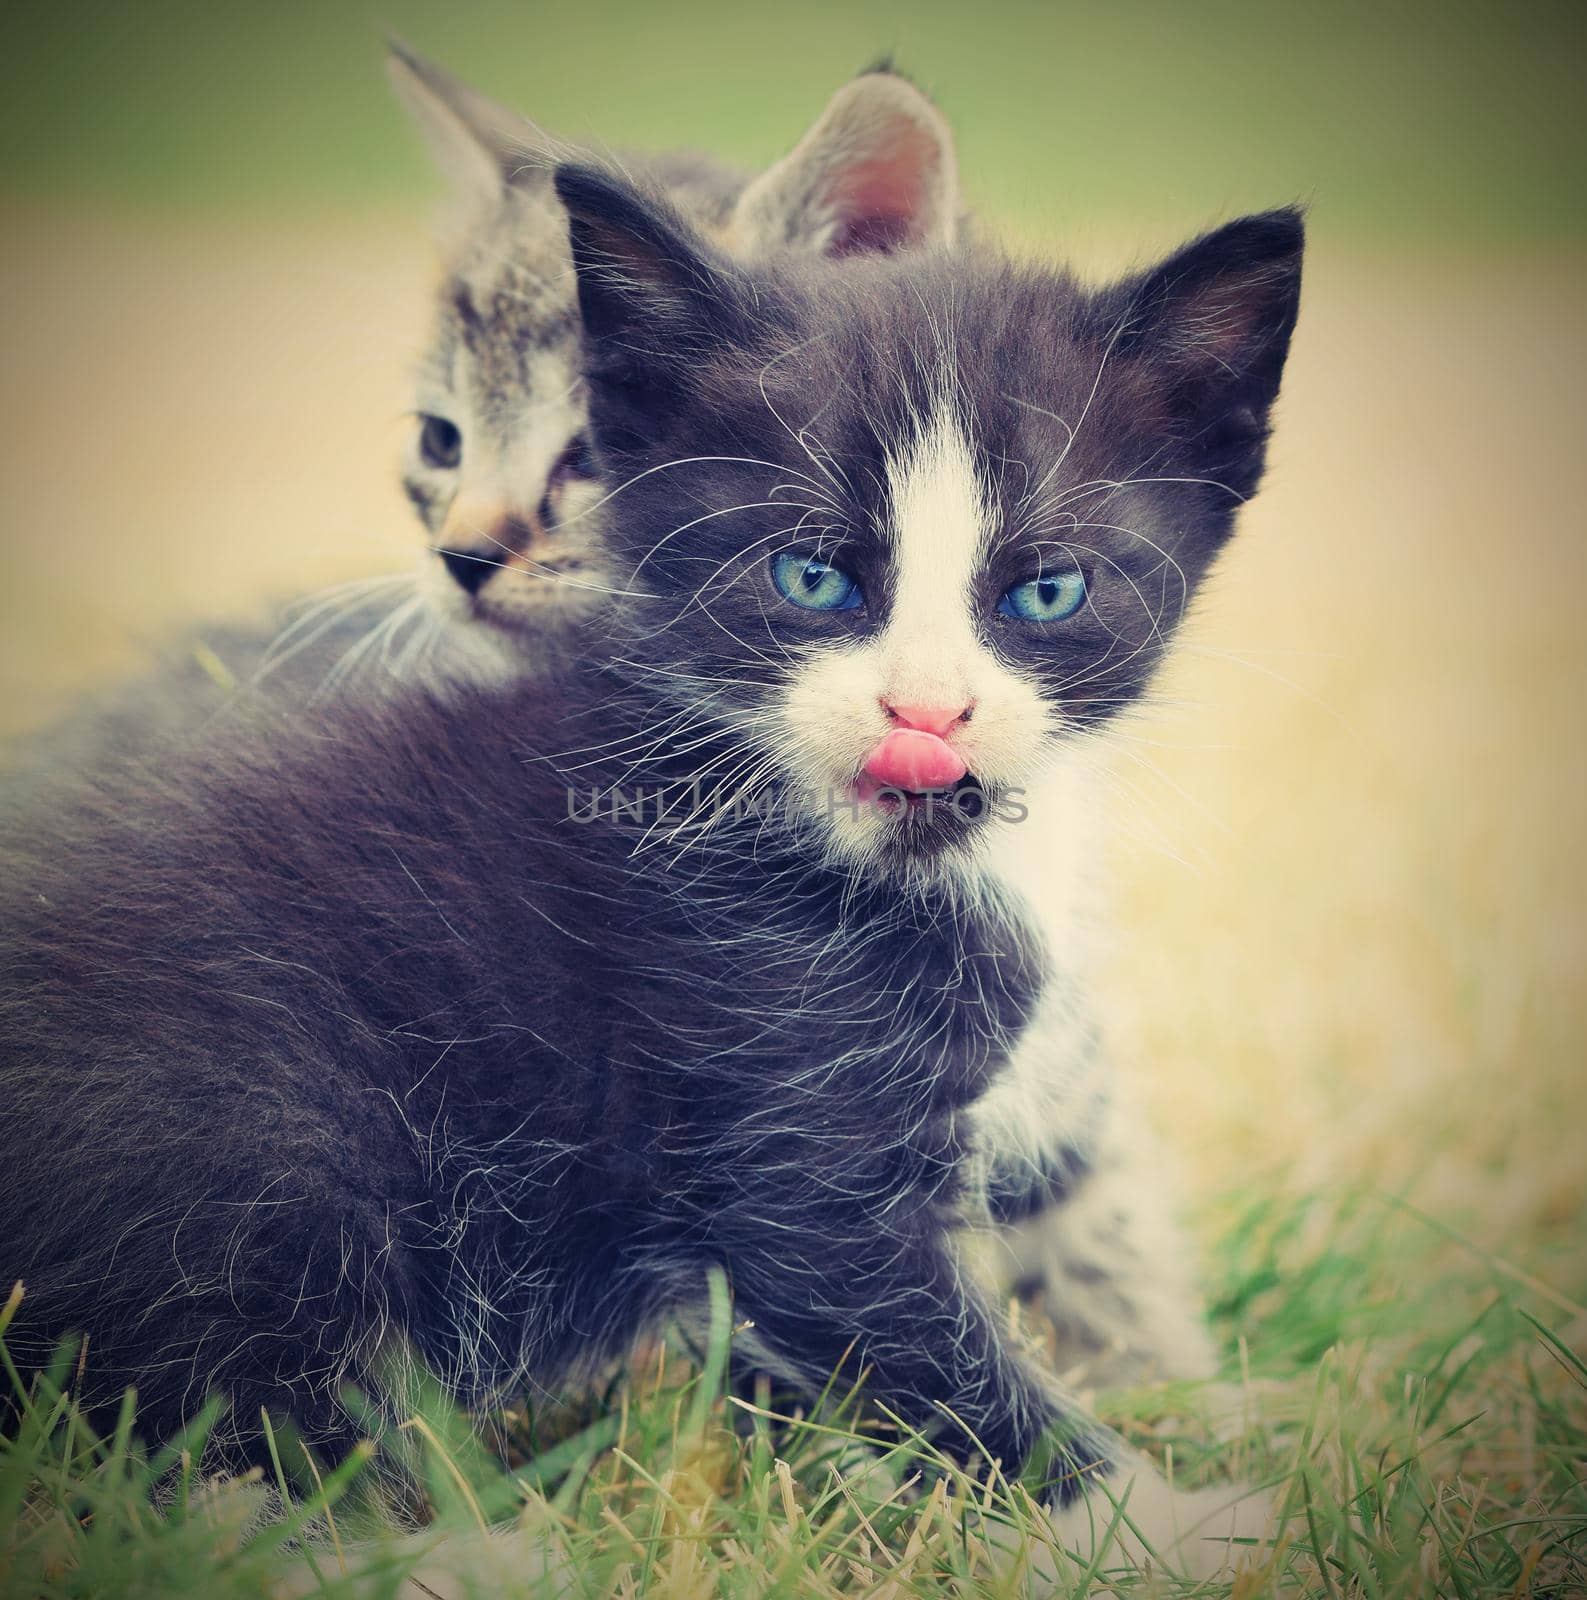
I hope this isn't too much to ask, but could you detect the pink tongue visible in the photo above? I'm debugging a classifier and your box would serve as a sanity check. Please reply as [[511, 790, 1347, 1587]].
[[862, 729, 968, 792]]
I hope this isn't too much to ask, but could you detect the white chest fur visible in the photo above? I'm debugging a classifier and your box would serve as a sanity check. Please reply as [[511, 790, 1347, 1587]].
[[972, 755, 1110, 1177]]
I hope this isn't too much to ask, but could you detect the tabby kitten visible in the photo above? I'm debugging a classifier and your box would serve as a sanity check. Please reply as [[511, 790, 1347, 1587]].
[[0, 153, 1301, 1573]]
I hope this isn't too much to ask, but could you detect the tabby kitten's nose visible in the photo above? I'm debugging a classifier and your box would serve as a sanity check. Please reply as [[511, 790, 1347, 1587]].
[[438, 547, 496, 596]]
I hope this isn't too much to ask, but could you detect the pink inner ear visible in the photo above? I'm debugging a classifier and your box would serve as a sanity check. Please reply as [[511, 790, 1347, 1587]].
[[827, 124, 940, 256]]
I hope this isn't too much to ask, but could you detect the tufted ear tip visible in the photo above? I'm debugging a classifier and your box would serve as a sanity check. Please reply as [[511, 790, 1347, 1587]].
[[551, 161, 627, 221]]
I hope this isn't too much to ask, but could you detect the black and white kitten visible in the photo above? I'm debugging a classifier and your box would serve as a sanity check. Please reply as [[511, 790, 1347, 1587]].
[[0, 163, 1300, 1572], [2, 46, 1217, 1417], [385, 51, 1224, 1398]]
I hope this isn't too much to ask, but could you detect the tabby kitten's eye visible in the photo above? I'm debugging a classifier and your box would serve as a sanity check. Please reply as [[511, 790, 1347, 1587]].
[[771, 553, 863, 612], [418, 414, 463, 470], [557, 433, 598, 481], [998, 571, 1087, 622]]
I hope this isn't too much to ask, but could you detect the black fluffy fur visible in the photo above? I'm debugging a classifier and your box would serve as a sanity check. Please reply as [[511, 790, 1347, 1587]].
[[1, 672, 1074, 1479], [0, 165, 1301, 1501]]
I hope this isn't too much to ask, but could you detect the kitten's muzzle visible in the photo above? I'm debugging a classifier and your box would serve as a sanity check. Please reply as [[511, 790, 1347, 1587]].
[[435, 496, 554, 600]]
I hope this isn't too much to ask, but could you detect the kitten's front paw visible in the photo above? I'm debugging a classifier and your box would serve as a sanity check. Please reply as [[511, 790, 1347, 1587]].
[[1034, 1462, 1274, 1582]]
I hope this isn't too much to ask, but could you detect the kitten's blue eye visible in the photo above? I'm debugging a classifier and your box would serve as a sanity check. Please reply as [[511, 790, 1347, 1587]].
[[997, 571, 1087, 622], [771, 552, 863, 612]]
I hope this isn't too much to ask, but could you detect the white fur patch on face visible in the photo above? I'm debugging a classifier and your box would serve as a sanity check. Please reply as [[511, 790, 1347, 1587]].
[[773, 403, 1063, 873], [879, 403, 991, 715]]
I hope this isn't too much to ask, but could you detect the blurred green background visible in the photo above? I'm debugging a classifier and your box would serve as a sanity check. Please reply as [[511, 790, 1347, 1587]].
[[4, 0, 1583, 242]]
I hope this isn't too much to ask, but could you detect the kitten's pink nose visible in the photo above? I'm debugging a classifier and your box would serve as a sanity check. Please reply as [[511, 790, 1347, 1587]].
[[885, 701, 972, 738], [863, 729, 968, 792]]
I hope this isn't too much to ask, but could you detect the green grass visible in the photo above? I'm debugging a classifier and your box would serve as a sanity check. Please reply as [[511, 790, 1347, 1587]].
[[3, 1190, 1582, 1599], [4, 0, 1585, 244]]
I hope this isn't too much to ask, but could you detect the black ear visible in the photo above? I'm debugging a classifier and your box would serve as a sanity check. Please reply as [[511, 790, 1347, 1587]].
[[554, 163, 747, 395], [1109, 208, 1304, 491]]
